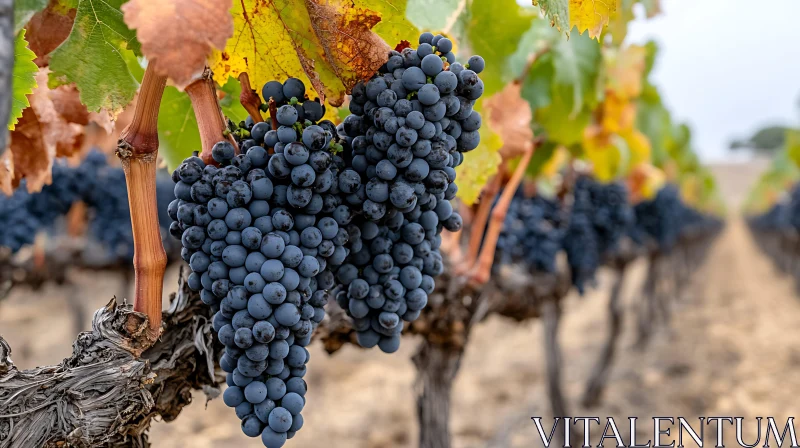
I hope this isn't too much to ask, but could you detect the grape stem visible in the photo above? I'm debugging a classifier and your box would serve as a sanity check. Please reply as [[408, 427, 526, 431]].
[[116, 64, 168, 342], [186, 67, 238, 165], [268, 98, 278, 132], [455, 164, 504, 275], [468, 138, 541, 285], [238, 72, 264, 124]]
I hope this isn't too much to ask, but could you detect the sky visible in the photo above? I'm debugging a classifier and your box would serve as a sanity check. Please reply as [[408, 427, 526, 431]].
[[626, 0, 800, 162], [515, 0, 800, 162]]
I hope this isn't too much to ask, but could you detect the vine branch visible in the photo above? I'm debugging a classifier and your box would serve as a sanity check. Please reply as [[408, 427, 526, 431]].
[[117, 64, 168, 342], [238, 72, 263, 124], [186, 68, 238, 165]]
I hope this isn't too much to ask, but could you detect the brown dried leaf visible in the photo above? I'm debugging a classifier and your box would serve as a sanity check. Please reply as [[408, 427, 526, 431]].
[[49, 85, 90, 126], [484, 83, 534, 159], [0, 151, 14, 196], [305, 0, 391, 94], [7, 68, 90, 191], [10, 107, 54, 192], [122, 0, 234, 89], [25, 0, 77, 67], [30, 71, 85, 158]]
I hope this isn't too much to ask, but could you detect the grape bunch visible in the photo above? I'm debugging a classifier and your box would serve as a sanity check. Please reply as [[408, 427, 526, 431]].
[[495, 188, 564, 273], [168, 77, 350, 446], [563, 178, 601, 293], [0, 151, 176, 261], [331, 31, 484, 351], [632, 184, 683, 250], [581, 177, 633, 256], [229, 77, 329, 153]]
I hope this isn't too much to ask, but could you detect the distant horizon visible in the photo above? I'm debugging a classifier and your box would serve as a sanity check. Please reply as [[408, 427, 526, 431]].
[[515, 0, 800, 164]]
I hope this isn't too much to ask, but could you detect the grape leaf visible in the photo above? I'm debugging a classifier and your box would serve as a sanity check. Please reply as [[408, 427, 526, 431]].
[[484, 83, 533, 159], [467, 0, 536, 97], [534, 84, 591, 145], [516, 25, 600, 120], [122, 0, 233, 89], [455, 104, 502, 205], [9, 30, 38, 130], [363, 0, 420, 46], [210, 0, 405, 108], [604, 44, 646, 100], [8, 69, 85, 192], [24, 1, 77, 67], [48, 0, 141, 113], [533, 0, 618, 39], [583, 125, 626, 182], [406, 0, 463, 32], [526, 141, 557, 178], [9, 107, 54, 192], [14, 0, 49, 33], [785, 129, 800, 170], [158, 86, 200, 171], [550, 28, 601, 115], [627, 162, 664, 202]]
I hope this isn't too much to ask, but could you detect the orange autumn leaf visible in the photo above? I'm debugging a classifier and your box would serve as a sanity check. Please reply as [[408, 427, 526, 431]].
[[123, 0, 234, 89], [484, 83, 534, 159]]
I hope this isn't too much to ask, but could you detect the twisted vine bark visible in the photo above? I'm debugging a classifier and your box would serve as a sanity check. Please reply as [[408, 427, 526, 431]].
[[413, 342, 464, 448], [0, 270, 222, 448], [582, 261, 628, 408]]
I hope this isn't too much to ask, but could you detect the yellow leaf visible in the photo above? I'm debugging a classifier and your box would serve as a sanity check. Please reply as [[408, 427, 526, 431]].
[[542, 145, 570, 177], [533, 0, 618, 39], [627, 162, 664, 202], [604, 44, 646, 99], [582, 125, 623, 182], [210, 0, 394, 107], [601, 91, 636, 133], [569, 0, 618, 39], [786, 129, 800, 169], [620, 128, 651, 167], [455, 120, 503, 206]]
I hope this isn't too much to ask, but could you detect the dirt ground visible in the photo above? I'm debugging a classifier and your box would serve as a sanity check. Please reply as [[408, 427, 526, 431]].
[[5, 159, 799, 448]]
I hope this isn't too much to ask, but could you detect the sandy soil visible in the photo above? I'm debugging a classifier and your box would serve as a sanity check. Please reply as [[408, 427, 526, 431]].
[[3, 160, 797, 448]]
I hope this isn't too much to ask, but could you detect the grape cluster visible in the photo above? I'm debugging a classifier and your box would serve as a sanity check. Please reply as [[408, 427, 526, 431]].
[[0, 151, 176, 262], [563, 178, 601, 293], [169, 76, 346, 446], [0, 162, 86, 251], [632, 185, 683, 250], [581, 178, 633, 255], [495, 188, 564, 273], [229, 78, 329, 152], [331, 31, 484, 350], [170, 32, 481, 447]]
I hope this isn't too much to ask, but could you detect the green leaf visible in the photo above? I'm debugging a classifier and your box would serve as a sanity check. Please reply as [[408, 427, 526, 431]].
[[550, 29, 601, 116], [218, 78, 250, 126], [466, 0, 536, 97], [9, 30, 38, 130], [366, 0, 420, 47], [406, 0, 462, 32], [14, 0, 49, 34], [48, 0, 141, 113], [534, 85, 591, 146], [526, 141, 557, 178], [158, 87, 200, 171], [517, 24, 600, 118]]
